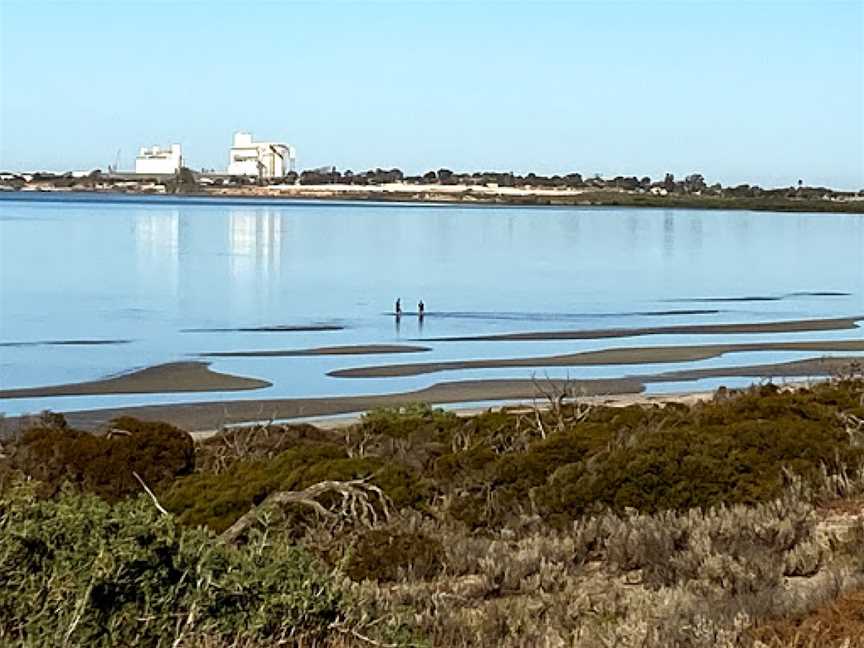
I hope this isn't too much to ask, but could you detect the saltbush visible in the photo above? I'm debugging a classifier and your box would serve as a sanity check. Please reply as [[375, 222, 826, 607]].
[[164, 442, 425, 532], [0, 482, 344, 647], [6, 417, 194, 501]]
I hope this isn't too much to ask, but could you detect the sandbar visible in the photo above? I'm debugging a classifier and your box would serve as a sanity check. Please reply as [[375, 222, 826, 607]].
[[0, 362, 271, 399], [182, 324, 343, 333], [0, 339, 131, 347], [423, 316, 863, 343], [200, 344, 430, 358], [646, 356, 859, 383], [666, 291, 851, 303], [329, 339, 864, 378], [30, 355, 863, 432]]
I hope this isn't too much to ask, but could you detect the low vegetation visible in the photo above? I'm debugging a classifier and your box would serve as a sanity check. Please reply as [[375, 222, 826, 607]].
[[0, 483, 347, 647], [2, 377, 864, 646]]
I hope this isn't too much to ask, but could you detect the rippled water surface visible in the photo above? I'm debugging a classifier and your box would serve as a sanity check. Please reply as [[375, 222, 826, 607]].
[[1, 193, 862, 415]]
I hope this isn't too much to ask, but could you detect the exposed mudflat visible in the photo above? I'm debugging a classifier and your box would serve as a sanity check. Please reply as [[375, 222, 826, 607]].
[[329, 339, 864, 378], [421, 316, 863, 343], [199, 344, 430, 358], [181, 324, 344, 333], [0, 339, 131, 347], [12, 355, 858, 432], [0, 362, 271, 399]]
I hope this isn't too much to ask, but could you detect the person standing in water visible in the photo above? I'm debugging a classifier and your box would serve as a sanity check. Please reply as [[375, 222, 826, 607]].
[[418, 299, 425, 318], [395, 298, 402, 317]]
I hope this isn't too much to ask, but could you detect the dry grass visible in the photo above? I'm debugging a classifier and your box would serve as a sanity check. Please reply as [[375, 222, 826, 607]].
[[325, 481, 864, 647], [749, 589, 864, 647]]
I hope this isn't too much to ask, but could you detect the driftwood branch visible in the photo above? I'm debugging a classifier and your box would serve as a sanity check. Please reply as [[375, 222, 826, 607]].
[[133, 471, 170, 516], [221, 477, 392, 543]]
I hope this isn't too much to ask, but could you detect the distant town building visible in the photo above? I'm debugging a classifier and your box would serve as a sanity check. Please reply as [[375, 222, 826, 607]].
[[228, 131, 296, 179], [135, 144, 182, 175]]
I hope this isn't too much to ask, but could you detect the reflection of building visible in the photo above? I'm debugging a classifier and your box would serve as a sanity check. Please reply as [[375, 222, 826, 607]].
[[229, 210, 282, 283], [135, 144, 182, 174], [134, 210, 180, 295], [228, 131, 295, 178]]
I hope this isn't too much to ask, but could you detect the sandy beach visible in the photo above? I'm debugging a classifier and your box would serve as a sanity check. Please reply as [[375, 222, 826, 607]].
[[51, 377, 647, 431]]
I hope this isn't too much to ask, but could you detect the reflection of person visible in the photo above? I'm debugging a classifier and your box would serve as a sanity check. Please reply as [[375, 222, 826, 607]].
[[418, 299, 425, 318], [395, 298, 402, 316]]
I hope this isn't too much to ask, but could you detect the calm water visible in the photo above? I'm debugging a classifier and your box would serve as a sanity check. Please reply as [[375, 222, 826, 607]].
[[1, 193, 862, 416]]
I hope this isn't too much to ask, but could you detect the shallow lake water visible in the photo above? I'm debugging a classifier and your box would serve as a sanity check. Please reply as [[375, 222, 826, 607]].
[[1, 192, 862, 416]]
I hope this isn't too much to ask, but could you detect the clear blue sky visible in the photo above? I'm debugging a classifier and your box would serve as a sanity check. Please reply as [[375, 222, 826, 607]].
[[1, 0, 862, 188]]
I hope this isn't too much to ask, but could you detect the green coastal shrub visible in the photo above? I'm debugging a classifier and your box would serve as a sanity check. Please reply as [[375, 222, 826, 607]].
[[0, 482, 344, 647], [435, 383, 864, 528], [6, 417, 194, 501], [164, 441, 425, 532], [359, 403, 461, 440]]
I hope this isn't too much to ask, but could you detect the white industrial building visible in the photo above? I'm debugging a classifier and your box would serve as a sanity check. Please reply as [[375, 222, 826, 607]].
[[228, 131, 296, 179], [135, 144, 183, 174]]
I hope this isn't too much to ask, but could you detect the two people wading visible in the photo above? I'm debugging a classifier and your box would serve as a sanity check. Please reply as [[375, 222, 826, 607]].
[[394, 298, 424, 319]]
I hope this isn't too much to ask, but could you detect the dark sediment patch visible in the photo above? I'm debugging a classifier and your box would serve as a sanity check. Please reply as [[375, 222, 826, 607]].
[[328, 339, 864, 378], [0, 339, 131, 348], [421, 316, 863, 343], [644, 356, 861, 384], [669, 296, 783, 303], [387, 309, 720, 322], [0, 362, 271, 399], [23, 356, 864, 433], [665, 291, 851, 303], [182, 324, 344, 333], [199, 344, 430, 358]]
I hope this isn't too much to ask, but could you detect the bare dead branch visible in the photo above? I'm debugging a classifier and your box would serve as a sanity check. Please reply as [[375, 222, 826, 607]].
[[133, 471, 170, 517], [220, 477, 392, 543]]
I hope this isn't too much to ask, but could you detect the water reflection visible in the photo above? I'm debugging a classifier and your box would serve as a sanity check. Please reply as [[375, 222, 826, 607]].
[[663, 212, 675, 258], [134, 210, 179, 296], [688, 216, 703, 256], [228, 210, 283, 284]]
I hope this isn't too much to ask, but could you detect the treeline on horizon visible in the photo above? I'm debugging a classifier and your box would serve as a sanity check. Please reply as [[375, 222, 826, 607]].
[[5, 167, 862, 197], [277, 168, 863, 198]]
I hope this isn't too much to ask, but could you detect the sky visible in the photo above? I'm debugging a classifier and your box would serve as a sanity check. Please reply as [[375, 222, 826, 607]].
[[1, 0, 862, 189]]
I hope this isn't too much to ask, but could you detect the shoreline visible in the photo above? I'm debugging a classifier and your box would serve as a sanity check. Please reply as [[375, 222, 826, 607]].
[[3, 186, 863, 214], [3, 356, 859, 433]]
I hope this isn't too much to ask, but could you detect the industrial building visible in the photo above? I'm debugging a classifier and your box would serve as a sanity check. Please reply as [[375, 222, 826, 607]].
[[228, 131, 295, 179], [134, 144, 183, 175]]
